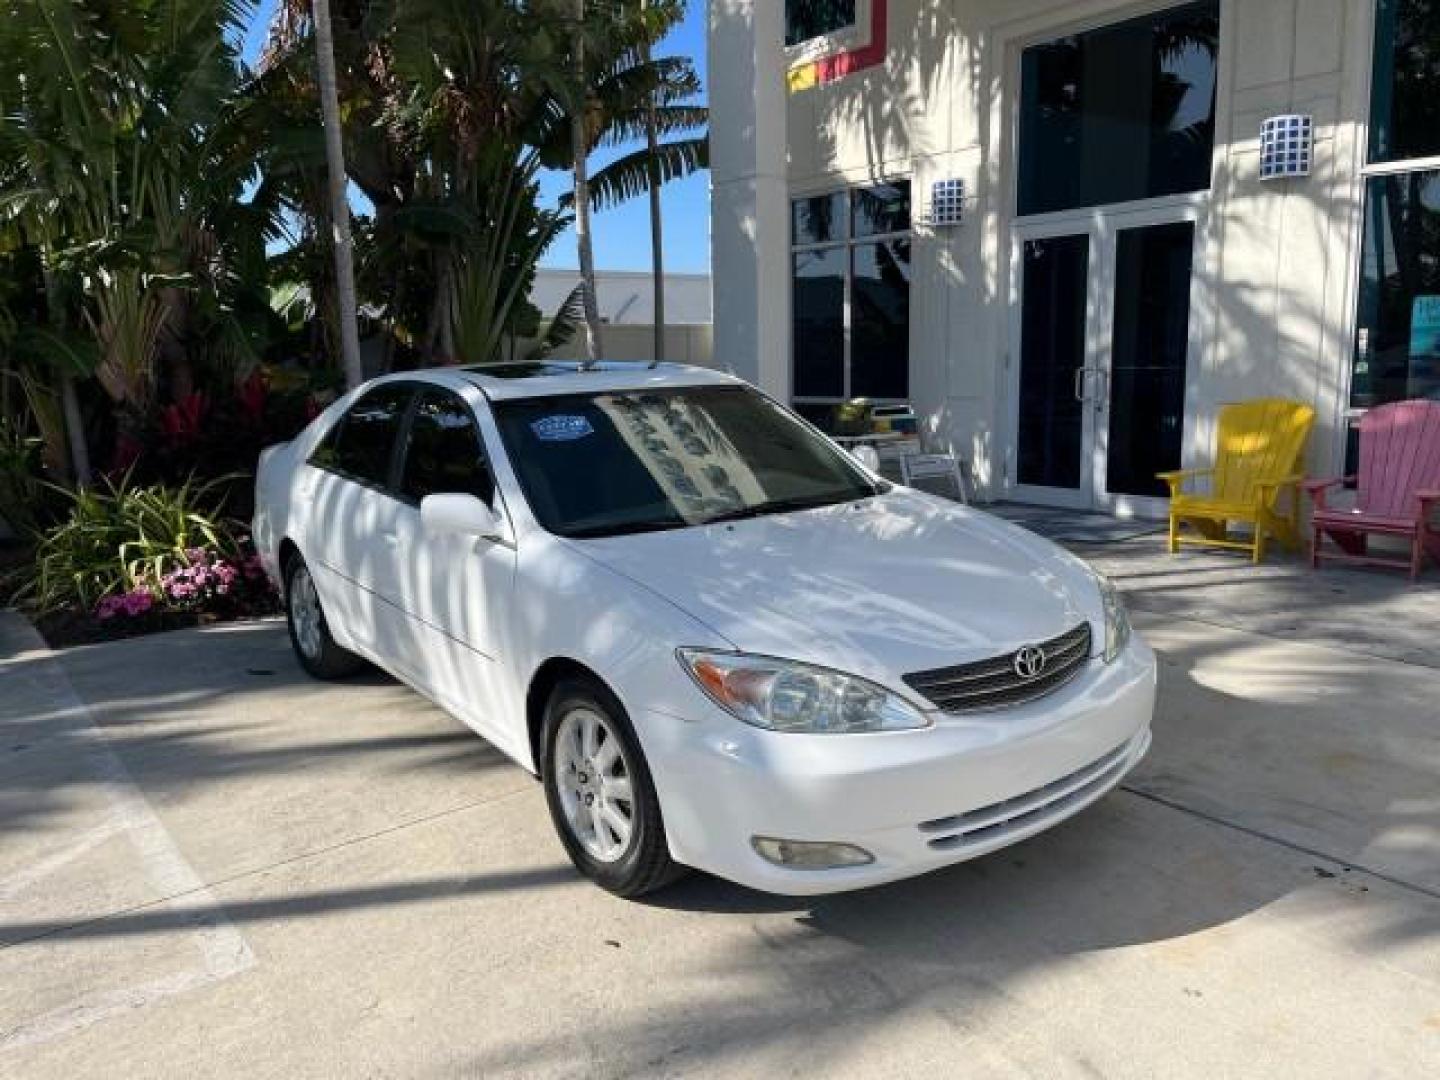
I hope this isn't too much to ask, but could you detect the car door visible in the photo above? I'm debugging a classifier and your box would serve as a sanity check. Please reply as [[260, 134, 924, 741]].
[[302, 382, 418, 673], [390, 387, 518, 747]]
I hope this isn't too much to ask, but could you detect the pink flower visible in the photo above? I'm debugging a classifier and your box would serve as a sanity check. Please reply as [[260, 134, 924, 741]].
[[97, 588, 155, 622]]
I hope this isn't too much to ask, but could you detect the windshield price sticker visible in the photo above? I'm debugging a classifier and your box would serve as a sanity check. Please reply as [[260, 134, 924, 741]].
[[532, 415, 595, 442]]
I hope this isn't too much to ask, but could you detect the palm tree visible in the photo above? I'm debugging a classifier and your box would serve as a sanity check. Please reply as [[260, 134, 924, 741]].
[[571, 0, 604, 367], [259, 0, 704, 370], [309, 0, 365, 389], [0, 0, 264, 471], [641, 0, 665, 364], [539, 1, 706, 366], [263, 0, 583, 366]]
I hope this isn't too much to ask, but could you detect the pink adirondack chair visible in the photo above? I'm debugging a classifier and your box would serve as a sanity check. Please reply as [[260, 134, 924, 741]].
[[1304, 400, 1440, 580]]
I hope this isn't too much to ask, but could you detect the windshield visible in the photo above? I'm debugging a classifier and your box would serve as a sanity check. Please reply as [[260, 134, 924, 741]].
[[493, 385, 883, 539]]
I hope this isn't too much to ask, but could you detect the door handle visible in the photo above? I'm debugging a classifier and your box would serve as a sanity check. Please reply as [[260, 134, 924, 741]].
[[1074, 367, 1088, 402]]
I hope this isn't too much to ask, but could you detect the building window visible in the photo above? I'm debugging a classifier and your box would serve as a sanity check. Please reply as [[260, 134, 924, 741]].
[[1017, 1, 1220, 217], [786, 0, 856, 48], [791, 182, 911, 426], [1369, 0, 1440, 164], [1353, 3, 1440, 413]]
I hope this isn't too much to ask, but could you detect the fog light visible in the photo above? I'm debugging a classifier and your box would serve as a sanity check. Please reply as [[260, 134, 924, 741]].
[[752, 837, 875, 870]]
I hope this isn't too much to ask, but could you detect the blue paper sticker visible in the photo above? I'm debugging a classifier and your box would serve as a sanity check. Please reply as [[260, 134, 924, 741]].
[[531, 414, 594, 442]]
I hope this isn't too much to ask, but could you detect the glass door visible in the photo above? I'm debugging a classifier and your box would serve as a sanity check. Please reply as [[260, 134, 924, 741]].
[[1011, 212, 1198, 515], [1011, 232, 1099, 510], [1096, 219, 1195, 513]]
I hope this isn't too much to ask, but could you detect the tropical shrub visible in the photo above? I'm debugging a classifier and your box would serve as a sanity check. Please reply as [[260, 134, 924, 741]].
[[141, 367, 324, 517], [94, 588, 158, 623], [0, 418, 52, 536], [155, 546, 273, 613], [84, 545, 276, 634], [15, 473, 243, 614]]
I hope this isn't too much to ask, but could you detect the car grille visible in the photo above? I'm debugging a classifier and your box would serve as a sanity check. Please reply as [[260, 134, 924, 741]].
[[918, 737, 1134, 853], [902, 623, 1092, 714]]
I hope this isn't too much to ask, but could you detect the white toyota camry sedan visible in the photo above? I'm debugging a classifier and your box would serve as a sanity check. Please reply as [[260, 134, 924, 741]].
[[253, 361, 1155, 897]]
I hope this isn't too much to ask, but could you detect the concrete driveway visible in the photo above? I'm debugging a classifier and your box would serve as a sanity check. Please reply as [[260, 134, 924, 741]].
[[3, 539, 1439, 1077]]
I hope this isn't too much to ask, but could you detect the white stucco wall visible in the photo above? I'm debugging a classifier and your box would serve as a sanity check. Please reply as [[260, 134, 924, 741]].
[[713, 0, 1373, 500]]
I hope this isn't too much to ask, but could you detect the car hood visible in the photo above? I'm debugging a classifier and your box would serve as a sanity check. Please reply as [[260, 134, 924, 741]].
[[570, 489, 1103, 695]]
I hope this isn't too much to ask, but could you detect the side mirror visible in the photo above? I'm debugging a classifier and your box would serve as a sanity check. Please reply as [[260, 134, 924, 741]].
[[420, 493, 504, 539]]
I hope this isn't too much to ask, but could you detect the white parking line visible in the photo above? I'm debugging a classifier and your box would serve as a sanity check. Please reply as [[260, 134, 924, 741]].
[[0, 620, 257, 1053]]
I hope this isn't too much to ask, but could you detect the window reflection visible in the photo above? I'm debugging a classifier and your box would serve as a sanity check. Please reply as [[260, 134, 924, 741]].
[[785, 0, 856, 47], [853, 183, 912, 238], [793, 248, 847, 398], [1370, 0, 1440, 164], [1018, 236, 1089, 490], [790, 181, 913, 412], [851, 240, 912, 400], [1106, 223, 1194, 498], [792, 193, 848, 245], [1353, 171, 1440, 407], [1018, 1, 1219, 216]]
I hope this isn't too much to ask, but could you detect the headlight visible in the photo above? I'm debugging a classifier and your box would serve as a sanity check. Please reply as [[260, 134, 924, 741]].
[[1097, 574, 1131, 663], [677, 650, 933, 733]]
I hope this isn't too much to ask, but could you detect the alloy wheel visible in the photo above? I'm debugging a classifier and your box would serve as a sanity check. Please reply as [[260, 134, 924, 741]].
[[289, 564, 324, 661], [553, 706, 635, 863]]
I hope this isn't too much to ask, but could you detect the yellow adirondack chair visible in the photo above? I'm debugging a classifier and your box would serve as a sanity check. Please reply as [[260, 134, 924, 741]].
[[1158, 398, 1316, 564]]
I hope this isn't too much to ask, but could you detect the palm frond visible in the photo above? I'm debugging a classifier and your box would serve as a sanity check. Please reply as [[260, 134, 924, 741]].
[[595, 105, 708, 150], [580, 137, 708, 211], [524, 282, 586, 361]]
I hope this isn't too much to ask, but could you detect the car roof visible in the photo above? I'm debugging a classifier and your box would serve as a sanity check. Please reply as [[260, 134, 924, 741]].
[[450, 360, 745, 401]]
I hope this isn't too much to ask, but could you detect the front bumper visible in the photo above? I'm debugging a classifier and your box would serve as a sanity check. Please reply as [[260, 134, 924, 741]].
[[636, 634, 1157, 896]]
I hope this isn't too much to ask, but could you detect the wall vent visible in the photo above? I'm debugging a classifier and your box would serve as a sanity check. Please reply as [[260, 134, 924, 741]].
[[1260, 115, 1313, 180], [928, 179, 966, 227]]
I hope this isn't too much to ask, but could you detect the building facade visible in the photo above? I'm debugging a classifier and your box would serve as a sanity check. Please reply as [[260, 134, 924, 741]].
[[710, 0, 1440, 514]]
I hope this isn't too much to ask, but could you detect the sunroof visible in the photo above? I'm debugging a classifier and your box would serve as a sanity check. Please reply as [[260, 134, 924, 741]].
[[461, 362, 579, 380], [463, 360, 667, 380]]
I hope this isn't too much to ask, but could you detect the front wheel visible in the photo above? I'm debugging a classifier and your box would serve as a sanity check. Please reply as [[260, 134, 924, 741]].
[[284, 554, 365, 680], [541, 678, 682, 897]]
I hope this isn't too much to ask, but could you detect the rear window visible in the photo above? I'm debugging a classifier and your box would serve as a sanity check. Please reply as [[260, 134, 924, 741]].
[[311, 384, 413, 488], [397, 390, 494, 504]]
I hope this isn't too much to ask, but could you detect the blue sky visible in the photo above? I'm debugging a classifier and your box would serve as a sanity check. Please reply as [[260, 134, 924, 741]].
[[241, 1, 711, 275]]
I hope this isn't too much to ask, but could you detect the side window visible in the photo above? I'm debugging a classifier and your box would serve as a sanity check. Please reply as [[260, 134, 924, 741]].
[[398, 391, 495, 505], [310, 384, 413, 489]]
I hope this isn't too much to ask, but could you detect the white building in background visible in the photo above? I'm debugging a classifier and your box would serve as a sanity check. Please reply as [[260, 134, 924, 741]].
[[532, 268, 714, 367], [530, 269, 713, 325], [710, 0, 1440, 513]]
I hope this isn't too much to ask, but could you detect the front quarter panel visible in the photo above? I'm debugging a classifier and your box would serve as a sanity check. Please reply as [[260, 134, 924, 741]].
[[508, 535, 734, 773]]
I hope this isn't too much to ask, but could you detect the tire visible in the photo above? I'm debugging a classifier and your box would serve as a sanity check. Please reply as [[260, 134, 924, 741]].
[[283, 553, 366, 680], [541, 677, 683, 898]]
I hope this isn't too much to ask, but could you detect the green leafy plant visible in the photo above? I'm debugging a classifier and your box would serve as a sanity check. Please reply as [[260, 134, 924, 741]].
[[14, 472, 243, 614], [0, 418, 48, 536]]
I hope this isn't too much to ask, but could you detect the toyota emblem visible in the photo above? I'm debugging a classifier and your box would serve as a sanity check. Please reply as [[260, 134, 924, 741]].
[[1012, 645, 1048, 681]]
